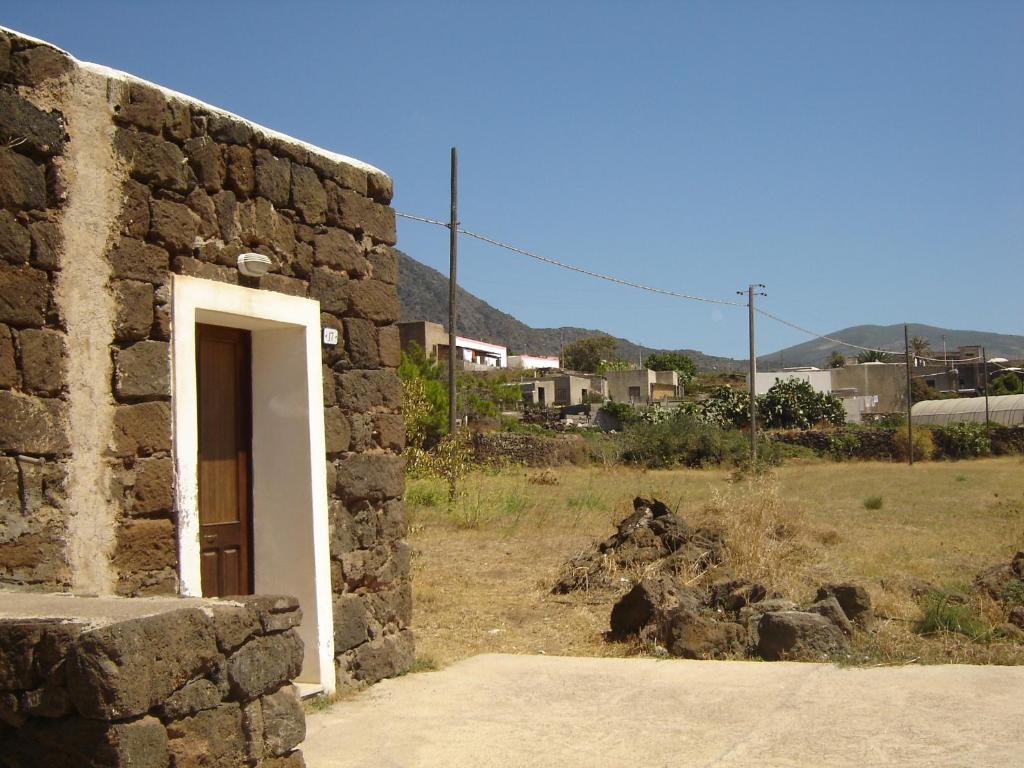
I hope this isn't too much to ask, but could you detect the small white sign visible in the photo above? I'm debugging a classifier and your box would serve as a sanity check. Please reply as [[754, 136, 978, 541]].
[[322, 327, 339, 346]]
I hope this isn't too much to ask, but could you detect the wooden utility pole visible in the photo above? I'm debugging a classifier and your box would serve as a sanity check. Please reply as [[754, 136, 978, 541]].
[[982, 346, 990, 428], [448, 147, 458, 435], [904, 323, 914, 466], [738, 284, 766, 462], [447, 148, 458, 501]]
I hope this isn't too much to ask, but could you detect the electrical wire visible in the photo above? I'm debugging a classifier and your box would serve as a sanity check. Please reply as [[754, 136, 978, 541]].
[[396, 211, 744, 307], [396, 210, 992, 363]]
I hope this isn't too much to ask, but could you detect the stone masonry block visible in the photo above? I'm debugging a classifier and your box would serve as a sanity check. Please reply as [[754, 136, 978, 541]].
[[332, 594, 369, 654], [207, 113, 254, 145], [149, 198, 199, 254], [166, 704, 246, 767], [108, 237, 169, 284], [349, 629, 414, 685], [0, 324, 16, 388], [114, 279, 155, 342], [187, 187, 220, 239], [0, 390, 67, 454], [377, 325, 400, 368], [226, 630, 303, 702], [327, 187, 396, 245], [0, 148, 47, 211], [132, 456, 173, 516], [114, 129, 189, 192], [113, 81, 167, 134], [290, 163, 327, 224], [367, 172, 394, 205], [164, 98, 191, 142], [373, 413, 405, 452], [314, 161, 367, 197], [260, 685, 305, 757], [343, 318, 380, 368], [0, 209, 31, 264], [112, 401, 171, 456], [17, 327, 66, 395], [225, 145, 254, 197], [114, 340, 170, 400], [0, 263, 48, 327], [334, 453, 404, 504], [309, 268, 349, 315], [342, 279, 399, 324], [184, 136, 226, 193], [366, 246, 398, 284], [313, 228, 367, 275], [29, 219, 61, 270], [0, 89, 66, 159], [11, 45, 73, 86], [67, 607, 219, 719], [119, 179, 152, 239], [254, 149, 291, 207], [112, 518, 176, 579], [334, 369, 401, 413], [323, 407, 351, 455]]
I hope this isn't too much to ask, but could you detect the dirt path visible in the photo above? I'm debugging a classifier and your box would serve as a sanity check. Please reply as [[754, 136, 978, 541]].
[[303, 654, 1023, 767]]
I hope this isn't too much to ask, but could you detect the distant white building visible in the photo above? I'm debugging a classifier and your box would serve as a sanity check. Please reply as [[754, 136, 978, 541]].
[[398, 321, 507, 368], [508, 354, 560, 370]]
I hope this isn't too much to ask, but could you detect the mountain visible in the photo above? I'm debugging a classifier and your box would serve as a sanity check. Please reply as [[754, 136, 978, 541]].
[[396, 250, 741, 371], [759, 323, 1024, 369]]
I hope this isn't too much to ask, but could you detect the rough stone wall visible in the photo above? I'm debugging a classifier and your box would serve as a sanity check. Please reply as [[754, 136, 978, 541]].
[[0, 32, 74, 590], [0, 593, 306, 767], [0, 28, 411, 687], [471, 432, 590, 467]]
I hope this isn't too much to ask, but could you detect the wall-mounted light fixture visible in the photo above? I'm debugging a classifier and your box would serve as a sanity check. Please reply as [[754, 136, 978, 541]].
[[237, 252, 272, 278]]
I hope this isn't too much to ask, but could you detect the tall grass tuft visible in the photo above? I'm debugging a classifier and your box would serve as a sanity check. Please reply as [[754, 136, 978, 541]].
[[914, 590, 989, 641], [863, 495, 883, 510], [696, 476, 818, 595]]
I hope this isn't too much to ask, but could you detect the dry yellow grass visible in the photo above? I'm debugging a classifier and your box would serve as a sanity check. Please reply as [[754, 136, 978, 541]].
[[407, 457, 1024, 668]]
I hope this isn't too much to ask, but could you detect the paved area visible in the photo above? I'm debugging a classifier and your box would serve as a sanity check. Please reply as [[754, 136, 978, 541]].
[[304, 653, 1024, 767]]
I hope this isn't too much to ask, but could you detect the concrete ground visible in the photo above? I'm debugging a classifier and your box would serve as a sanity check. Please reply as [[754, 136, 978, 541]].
[[304, 653, 1024, 768]]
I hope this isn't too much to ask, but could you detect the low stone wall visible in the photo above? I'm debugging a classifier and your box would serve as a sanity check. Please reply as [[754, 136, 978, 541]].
[[471, 432, 588, 467], [0, 591, 305, 767], [991, 426, 1024, 456], [770, 428, 898, 461]]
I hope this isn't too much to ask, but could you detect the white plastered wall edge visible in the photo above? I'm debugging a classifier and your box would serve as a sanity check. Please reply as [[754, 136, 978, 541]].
[[171, 275, 335, 694]]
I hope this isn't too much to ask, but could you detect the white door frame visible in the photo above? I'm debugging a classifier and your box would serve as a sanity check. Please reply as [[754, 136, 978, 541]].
[[171, 275, 335, 694]]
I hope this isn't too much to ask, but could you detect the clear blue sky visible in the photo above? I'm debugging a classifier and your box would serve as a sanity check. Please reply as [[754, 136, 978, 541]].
[[6, 1, 1022, 359]]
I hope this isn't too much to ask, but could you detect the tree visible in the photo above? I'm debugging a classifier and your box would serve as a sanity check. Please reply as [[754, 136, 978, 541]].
[[988, 371, 1024, 396], [856, 349, 893, 363], [645, 351, 697, 386], [910, 335, 932, 362], [562, 335, 619, 373], [911, 378, 941, 403], [827, 351, 846, 369], [398, 342, 448, 448], [757, 378, 846, 429]]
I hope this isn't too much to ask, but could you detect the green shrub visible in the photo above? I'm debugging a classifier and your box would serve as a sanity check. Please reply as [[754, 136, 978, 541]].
[[863, 495, 883, 510], [914, 590, 988, 640], [933, 422, 990, 459], [598, 400, 636, 426], [757, 378, 846, 429], [826, 432, 861, 460], [892, 426, 934, 461], [620, 412, 750, 468]]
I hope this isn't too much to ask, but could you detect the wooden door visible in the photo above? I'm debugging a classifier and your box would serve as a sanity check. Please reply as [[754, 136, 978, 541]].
[[196, 324, 253, 597]]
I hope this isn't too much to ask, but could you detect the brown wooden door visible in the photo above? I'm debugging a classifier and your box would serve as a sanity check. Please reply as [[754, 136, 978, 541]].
[[196, 324, 253, 597]]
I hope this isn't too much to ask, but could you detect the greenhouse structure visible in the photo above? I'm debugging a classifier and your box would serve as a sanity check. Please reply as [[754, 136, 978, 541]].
[[911, 394, 1024, 426]]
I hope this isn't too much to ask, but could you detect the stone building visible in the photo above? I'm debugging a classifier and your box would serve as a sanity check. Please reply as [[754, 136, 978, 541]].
[[0, 25, 411, 702]]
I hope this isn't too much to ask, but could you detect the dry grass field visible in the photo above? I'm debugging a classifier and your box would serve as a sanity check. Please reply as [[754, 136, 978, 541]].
[[406, 456, 1024, 668]]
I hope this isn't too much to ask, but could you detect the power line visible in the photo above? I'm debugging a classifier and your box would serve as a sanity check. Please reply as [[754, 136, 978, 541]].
[[396, 210, 988, 362], [396, 210, 744, 307]]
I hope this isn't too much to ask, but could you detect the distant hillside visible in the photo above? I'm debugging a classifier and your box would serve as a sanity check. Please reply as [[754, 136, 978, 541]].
[[759, 323, 1024, 369], [396, 250, 741, 371]]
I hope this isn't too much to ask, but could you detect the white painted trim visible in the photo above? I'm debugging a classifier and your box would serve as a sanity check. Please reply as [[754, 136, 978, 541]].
[[171, 275, 335, 694]]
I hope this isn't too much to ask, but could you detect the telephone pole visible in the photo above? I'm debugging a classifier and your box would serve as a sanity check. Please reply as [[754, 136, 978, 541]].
[[904, 323, 914, 466], [447, 147, 458, 436], [738, 284, 766, 461]]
